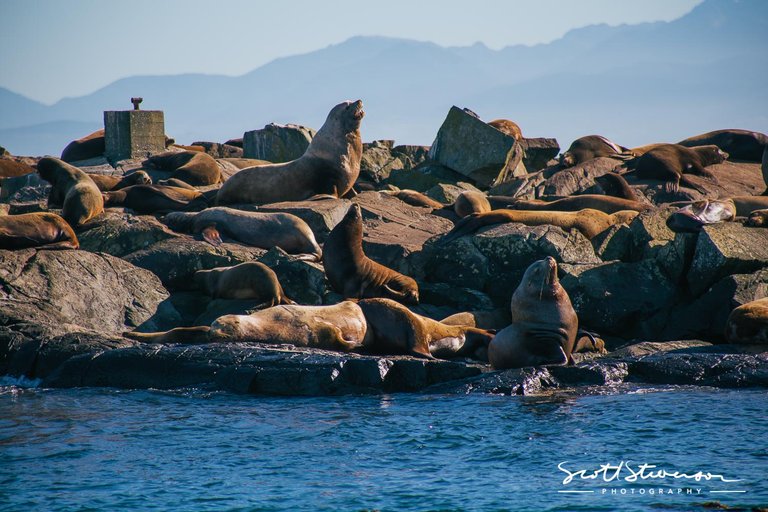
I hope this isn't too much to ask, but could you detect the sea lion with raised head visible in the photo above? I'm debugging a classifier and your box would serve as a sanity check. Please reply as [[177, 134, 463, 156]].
[[505, 195, 648, 214], [0, 212, 79, 250], [143, 150, 222, 186], [193, 262, 295, 306], [678, 129, 768, 162], [559, 135, 633, 167], [488, 119, 523, 140], [489, 257, 578, 369], [725, 297, 768, 345], [37, 157, 104, 227], [164, 206, 322, 260], [217, 100, 364, 205], [633, 144, 727, 193], [441, 208, 638, 243], [103, 184, 206, 214], [323, 203, 419, 303], [87, 170, 152, 192], [357, 298, 494, 360], [454, 190, 491, 218]]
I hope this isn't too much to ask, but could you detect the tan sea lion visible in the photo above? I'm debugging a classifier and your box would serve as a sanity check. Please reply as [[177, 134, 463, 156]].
[[358, 298, 494, 360], [164, 206, 322, 260], [454, 191, 491, 218], [0, 159, 36, 178], [505, 195, 648, 214], [725, 297, 768, 344], [60, 129, 105, 163], [666, 199, 737, 233], [488, 119, 523, 140], [37, 157, 104, 227], [634, 144, 727, 193], [384, 189, 444, 209], [489, 257, 578, 370], [441, 208, 638, 242], [560, 135, 633, 167], [143, 150, 222, 186], [193, 262, 295, 305], [594, 172, 638, 201], [86, 170, 152, 192], [323, 203, 419, 303], [678, 129, 768, 162], [217, 100, 364, 205], [0, 212, 79, 250], [103, 184, 206, 214]]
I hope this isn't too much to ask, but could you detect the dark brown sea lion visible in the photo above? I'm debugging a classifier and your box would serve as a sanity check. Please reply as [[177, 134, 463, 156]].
[[441, 208, 638, 242], [143, 150, 222, 186], [725, 297, 768, 344], [217, 100, 364, 205], [489, 257, 578, 369], [634, 144, 728, 193], [384, 189, 444, 209], [164, 206, 322, 260], [746, 209, 768, 227], [86, 170, 152, 192], [125, 301, 369, 350], [678, 129, 768, 162], [762, 145, 768, 195], [357, 298, 494, 360], [560, 135, 633, 167], [193, 262, 295, 305], [60, 129, 105, 163], [37, 157, 104, 227], [0, 212, 79, 249], [505, 195, 648, 214], [594, 172, 638, 201], [454, 191, 491, 218], [103, 184, 206, 214], [666, 199, 737, 233], [488, 119, 523, 140], [628, 143, 668, 157], [323, 203, 419, 303], [0, 158, 36, 178]]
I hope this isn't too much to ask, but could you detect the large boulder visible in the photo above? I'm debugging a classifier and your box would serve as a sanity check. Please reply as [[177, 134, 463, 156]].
[[242, 123, 315, 163], [386, 161, 468, 192], [428, 106, 524, 189], [77, 211, 179, 257], [488, 157, 623, 197], [626, 351, 768, 388], [259, 248, 328, 305], [518, 138, 560, 172], [359, 140, 409, 185]]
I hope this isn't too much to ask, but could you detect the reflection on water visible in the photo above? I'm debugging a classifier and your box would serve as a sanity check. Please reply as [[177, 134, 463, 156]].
[[0, 383, 766, 512]]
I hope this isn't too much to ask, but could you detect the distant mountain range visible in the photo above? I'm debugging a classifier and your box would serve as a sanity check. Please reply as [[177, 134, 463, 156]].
[[2, 0, 767, 157]]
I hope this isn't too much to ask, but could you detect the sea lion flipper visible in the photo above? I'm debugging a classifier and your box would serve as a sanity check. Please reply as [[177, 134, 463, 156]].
[[201, 225, 223, 246]]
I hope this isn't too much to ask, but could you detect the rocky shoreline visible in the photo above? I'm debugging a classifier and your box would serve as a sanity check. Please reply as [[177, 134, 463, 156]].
[[2, 105, 767, 395]]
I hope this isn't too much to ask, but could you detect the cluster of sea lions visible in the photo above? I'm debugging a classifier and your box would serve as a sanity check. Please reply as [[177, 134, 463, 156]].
[[1, 100, 767, 370]]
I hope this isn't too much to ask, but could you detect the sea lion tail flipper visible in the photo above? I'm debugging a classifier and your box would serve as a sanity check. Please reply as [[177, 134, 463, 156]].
[[526, 328, 569, 365], [39, 240, 80, 250], [123, 326, 211, 344], [306, 194, 338, 201], [439, 214, 483, 245], [293, 252, 322, 262], [201, 225, 223, 246], [678, 175, 708, 194]]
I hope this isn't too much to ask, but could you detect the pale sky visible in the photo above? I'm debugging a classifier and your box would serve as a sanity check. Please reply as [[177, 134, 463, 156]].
[[0, 0, 701, 105]]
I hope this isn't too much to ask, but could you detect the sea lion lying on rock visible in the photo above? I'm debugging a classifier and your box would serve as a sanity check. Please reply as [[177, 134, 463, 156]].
[[505, 195, 649, 214], [441, 208, 638, 242], [633, 144, 728, 193], [489, 257, 578, 370], [678, 129, 768, 162], [87, 171, 152, 192], [594, 173, 639, 201], [666, 199, 737, 233], [725, 297, 768, 344], [217, 100, 364, 205], [143, 150, 222, 186], [103, 184, 206, 214], [37, 157, 104, 227], [487, 119, 523, 140], [0, 159, 36, 179], [560, 135, 633, 167], [324, 203, 419, 304], [60, 129, 105, 163], [746, 210, 768, 227], [0, 212, 79, 250], [193, 262, 295, 306], [164, 207, 322, 260], [384, 189, 444, 209], [454, 191, 491, 218]]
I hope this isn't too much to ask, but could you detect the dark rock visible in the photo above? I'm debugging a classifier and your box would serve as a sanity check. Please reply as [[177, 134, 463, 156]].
[[259, 247, 327, 305], [77, 211, 178, 257], [519, 138, 560, 172], [625, 206, 698, 280], [359, 141, 407, 184], [610, 340, 713, 358], [425, 367, 558, 395], [125, 237, 265, 290], [627, 352, 768, 388], [591, 224, 633, 261], [191, 141, 243, 159], [7, 202, 47, 215], [391, 145, 430, 164], [0, 172, 49, 203], [548, 361, 628, 386], [386, 161, 469, 192], [418, 282, 495, 314], [687, 223, 768, 296], [424, 182, 482, 204], [259, 199, 350, 243], [242, 123, 315, 163]]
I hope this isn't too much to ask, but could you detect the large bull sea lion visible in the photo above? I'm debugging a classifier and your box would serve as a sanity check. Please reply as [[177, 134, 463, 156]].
[[633, 144, 728, 193], [678, 129, 768, 162], [37, 157, 104, 227]]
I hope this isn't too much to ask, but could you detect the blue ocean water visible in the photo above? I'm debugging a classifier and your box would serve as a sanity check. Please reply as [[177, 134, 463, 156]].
[[0, 383, 766, 512]]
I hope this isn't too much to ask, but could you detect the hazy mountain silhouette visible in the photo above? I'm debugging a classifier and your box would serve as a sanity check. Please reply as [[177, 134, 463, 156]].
[[2, 0, 766, 156]]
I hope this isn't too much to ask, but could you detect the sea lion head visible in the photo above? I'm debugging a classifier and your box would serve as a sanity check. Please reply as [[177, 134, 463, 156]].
[[36, 156, 64, 183], [559, 152, 575, 167], [666, 199, 736, 233], [519, 256, 561, 298], [325, 99, 365, 132], [209, 314, 248, 341]]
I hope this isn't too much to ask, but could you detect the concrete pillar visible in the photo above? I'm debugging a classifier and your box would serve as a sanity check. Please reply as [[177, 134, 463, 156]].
[[104, 107, 165, 163]]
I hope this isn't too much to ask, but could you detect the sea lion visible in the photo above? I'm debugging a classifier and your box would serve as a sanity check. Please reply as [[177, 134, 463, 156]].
[[37, 157, 104, 227], [163, 206, 322, 260], [0, 212, 79, 250], [60, 129, 105, 163], [666, 199, 737, 233], [559, 135, 633, 167], [440, 308, 512, 331], [441, 208, 638, 243], [454, 191, 491, 218], [217, 158, 272, 170], [678, 129, 768, 162], [143, 150, 222, 186], [384, 189, 444, 209], [489, 257, 578, 370], [87, 170, 152, 192], [0, 159, 36, 178], [725, 297, 768, 344], [488, 119, 523, 140], [124, 326, 211, 345], [193, 262, 295, 305], [594, 172, 638, 201], [505, 195, 648, 214], [358, 298, 494, 360], [103, 184, 206, 214], [628, 143, 667, 157], [324, 203, 419, 303], [633, 144, 728, 193], [746, 209, 768, 227], [762, 145, 768, 195], [730, 196, 768, 216], [217, 100, 364, 205]]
